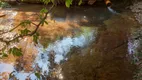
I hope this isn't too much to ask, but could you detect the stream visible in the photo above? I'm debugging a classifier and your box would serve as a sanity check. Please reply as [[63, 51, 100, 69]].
[[0, 3, 142, 80]]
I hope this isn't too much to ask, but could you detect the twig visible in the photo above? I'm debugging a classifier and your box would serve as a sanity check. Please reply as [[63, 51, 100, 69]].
[[0, 5, 54, 44], [0, 5, 55, 51]]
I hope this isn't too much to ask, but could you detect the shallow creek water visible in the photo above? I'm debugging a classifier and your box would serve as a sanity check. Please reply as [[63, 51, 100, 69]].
[[0, 3, 141, 80]]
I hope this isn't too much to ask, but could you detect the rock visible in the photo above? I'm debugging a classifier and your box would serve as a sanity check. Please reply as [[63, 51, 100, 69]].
[[0, 13, 6, 17]]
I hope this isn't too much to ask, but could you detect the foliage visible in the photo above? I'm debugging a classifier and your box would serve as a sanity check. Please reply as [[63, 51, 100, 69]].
[[78, 0, 82, 5], [1, 50, 8, 58], [40, 0, 52, 4], [20, 20, 31, 27], [39, 0, 82, 7], [0, 1, 11, 8], [35, 72, 41, 79], [65, 0, 73, 8], [20, 28, 31, 35], [33, 33, 39, 44], [9, 47, 22, 56]]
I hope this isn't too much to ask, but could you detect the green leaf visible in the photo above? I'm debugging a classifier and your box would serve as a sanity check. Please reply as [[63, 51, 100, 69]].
[[51, 0, 54, 4], [1, 50, 8, 58], [35, 72, 40, 79], [20, 28, 31, 35], [40, 8, 48, 14], [20, 20, 31, 27], [41, 20, 45, 26], [44, 20, 48, 25], [9, 71, 15, 79], [33, 33, 39, 44], [2, 53, 8, 58], [40, 0, 51, 4], [9, 47, 22, 57], [65, 0, 72, 8], [39, 14, 43, 20], [78, 0, 82, 5]]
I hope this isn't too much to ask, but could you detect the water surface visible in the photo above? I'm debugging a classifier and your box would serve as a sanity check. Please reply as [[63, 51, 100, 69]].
[[0, 4, 140, 80]]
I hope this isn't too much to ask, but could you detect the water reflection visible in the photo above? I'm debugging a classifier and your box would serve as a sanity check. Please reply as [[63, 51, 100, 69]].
[[107, 7, 119, 14], [50, 6, 112, 26], [34, 26, 96, 76], [62, 14, 138, 80], [0, 63, 14, 79], [0, 4, 140, 80]]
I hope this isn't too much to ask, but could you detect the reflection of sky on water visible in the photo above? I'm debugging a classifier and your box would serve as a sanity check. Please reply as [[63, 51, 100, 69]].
[[0, 63, 14, 73], [35, 27, 96, 75]]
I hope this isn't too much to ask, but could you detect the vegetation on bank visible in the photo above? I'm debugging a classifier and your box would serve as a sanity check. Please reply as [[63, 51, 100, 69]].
[[0, 1, 11, 8]]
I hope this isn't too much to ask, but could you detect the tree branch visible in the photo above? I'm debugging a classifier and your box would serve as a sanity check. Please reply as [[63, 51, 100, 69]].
[[0, 5, 55, 51]]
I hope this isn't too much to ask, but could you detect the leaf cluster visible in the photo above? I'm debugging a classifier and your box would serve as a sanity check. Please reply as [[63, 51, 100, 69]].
[[39, 0, 82, 7], [9, 47, 22, 56]]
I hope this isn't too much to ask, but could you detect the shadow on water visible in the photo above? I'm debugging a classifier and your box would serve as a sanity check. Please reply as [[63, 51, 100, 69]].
[[12, 4, 113, 26], [50, 5, 113, 26], [62, 14, 138, 80]]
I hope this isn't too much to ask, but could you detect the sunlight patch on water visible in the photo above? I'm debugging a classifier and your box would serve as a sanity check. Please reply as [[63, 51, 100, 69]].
[[0, 9, 19, 79], [0, 9, 38, 80], [0, 10, 17, 49], [0, 10, 17, 31]]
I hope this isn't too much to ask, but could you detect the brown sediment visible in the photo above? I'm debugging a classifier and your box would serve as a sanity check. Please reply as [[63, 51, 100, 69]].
[[0, 11, 39, 72], [1, 37, 38, 72], [15, 37, 38, 72], [91, 14, 138, 80], [38, 20, 80, 47], [13, 12, 38, 72], [14, 10, 80, 39]]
